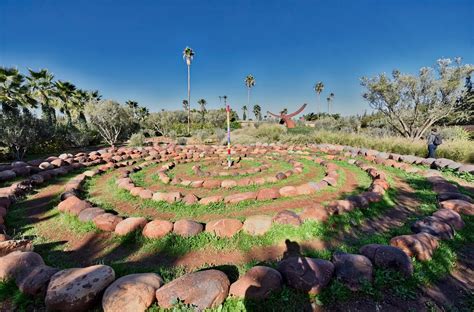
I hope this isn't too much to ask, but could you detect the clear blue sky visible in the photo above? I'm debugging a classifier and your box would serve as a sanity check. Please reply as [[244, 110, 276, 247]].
[[1, 0, 473, 116]]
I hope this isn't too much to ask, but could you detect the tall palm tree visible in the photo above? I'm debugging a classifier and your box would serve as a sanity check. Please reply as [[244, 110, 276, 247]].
[[182, 99, 189, 113], [54, 80, 77, 125], [0, 67, 36, 115], [242, 105, 248, 120], [26, 69, 56, 125], [183, 46, 195, 134], [223, 95, 228, 106], [197, 98, 207, 125], [244, 74, 256, 109], [328, 92, 334, 114], [314, 81, 324, 114], [253, 104, 262, 121]]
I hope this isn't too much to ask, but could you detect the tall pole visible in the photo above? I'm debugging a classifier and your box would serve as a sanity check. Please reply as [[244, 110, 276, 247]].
[[226, 103, 231, 167]]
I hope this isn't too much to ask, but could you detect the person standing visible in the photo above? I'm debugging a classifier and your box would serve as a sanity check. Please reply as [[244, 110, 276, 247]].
[[427, 128, 442, 158]]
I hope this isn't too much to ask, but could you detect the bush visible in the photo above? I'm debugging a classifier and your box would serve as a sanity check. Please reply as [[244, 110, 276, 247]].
[[176, 137, 187, 145], [128, 132, 146, 147], [439, 126, 471, 141]]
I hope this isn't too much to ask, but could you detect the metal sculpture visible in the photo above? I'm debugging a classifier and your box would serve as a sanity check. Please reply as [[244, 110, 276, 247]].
[[267, 103, 307, 128]]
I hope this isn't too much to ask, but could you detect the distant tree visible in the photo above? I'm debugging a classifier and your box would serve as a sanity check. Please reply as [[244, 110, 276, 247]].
[[244, 74, 256, 108], [361, 58, 474, 139], [183, 46, 195, 133], [253, 104, 262, 121], [314, 81, 324, 113], [0, 111, 42, 159], [242, 105, 248, 120], [197, 98, 207, 124], [454, 75, 474, 124], [328, 92, 334, 114], [86, 100, 133, 148]]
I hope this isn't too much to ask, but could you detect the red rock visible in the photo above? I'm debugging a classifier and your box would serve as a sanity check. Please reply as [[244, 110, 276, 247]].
[[229, 266, 282, 299], [360, 244, 413, 277], [439, 199, 473, 215], [138, 189, 153, 199], [190, 180, 204, 188], [224, 192, 257, 204], [221, 180, 237, 188], [295, 183, 316, 195], [182, 193, 199, 205], [272, 210, 301, 226], [199, 195, 223, 205], [102, 273, 164, 312], [130, 187, 144, 196], [142, 220, 174, 239], [411, 216, 454, 239], [256, 188, 280, 200], [279, 186, 298, 197], [299, 204, 329, 222], [390, 233, 439, 261], [155, 270, 229, 309], [432, 209, 465, 230], [277, 256, 334, 294], [331, 252, 373, 291], [152, 192, 182, 203], [275, 172, 287, 180], [173, 220, 203, 237], [57, 196, 92, 216], [323, 176, 337, 186], [236, 178, 251, 186], [77, 208, 105, 222], [205, 219, 243, 237], [242, 215, 273, 235], [0, 251, 44, 282], [361, 191, 383, 203], [326, 200, 354, 215], [93, 213, 123, 232], [203, 180, 221, 189], [373, 179, 389, 190], [115, 217, 148, 236]]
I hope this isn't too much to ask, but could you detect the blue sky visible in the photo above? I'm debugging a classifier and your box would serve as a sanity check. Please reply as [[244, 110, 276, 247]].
[[1, 0, 473, 116]]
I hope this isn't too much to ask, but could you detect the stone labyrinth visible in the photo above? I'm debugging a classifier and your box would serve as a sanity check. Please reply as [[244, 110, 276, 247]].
[[0, 143, 473, 311]]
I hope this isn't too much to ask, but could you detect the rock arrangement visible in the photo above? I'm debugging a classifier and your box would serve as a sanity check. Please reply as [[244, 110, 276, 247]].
[[0, 142, 472, 311]]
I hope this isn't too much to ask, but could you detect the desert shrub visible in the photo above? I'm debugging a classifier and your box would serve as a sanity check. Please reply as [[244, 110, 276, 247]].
[[280, 133, 315, 145], [176, 137, 187, 145], [254, 124, 287, 142], [214, 128, 226, 143], [439, 126, 471, 141], [128, 132, 146, 147], [192, 129, 212, 143]]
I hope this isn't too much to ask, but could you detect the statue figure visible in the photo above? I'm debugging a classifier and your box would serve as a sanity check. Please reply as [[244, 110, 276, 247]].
[[267, 103, 307, 128]]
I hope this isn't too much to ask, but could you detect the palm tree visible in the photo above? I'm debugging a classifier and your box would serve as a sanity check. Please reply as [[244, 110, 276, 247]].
[[314, 81, 324, 114], [126, 100, 139, 112], [253, 104, 262, 121], [54, 80, 77, 125], [197, 98, 207, 125], [328, 92, 334, 114], [183, 46, 195, 134], [242, 105, 248, 120], [0, 67, 36, 116], [223, 95, 228, 106], [26, 69, 56, 125], [182, 99, 189, 112], [73, 88, 90, 126], [244, 74, 256, 109]]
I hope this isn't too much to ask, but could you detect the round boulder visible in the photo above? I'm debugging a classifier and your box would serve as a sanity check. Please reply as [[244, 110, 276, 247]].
[[242, 215, 273, 236], [0, 251, 44, 282], [272, 210, 302, 227], [17, 265, 59, 296], [173, 220, 203, 237], [57, 196, 92, 216], [439, 199, 473, 216], [102, 273, 163, 312], [390, 233, 439, 261], [277, 256, 334, 294], [205, 218, 243, 238], [115, 217, 148, 236], [46, 265, 115, 312], [331, 252, 373, 291], [229, 266, 282, 299], [299, 204, 329, 222], [142, 220, 174, 239], [360, 244, 413, 277], [432, 209, 465, 230], [411, 216, 455, 239], [78, 207, 106, 222], [93, 213, 123, 232], [155, 269, 229, 309]]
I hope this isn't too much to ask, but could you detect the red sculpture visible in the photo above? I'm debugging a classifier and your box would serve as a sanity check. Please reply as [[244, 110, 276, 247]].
[[267, 103, 307, 128]]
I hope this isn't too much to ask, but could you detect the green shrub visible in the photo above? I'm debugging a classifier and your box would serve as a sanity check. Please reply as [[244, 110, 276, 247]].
[[176, 137, 187, 145], [439, 126, 471, 141], [128, 132, 146, 147]]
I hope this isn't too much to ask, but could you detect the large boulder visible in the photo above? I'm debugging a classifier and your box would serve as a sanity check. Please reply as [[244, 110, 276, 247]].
[[272, 210, 302, 227], [432, 209, 465, 230], [93, 213, 123, 232], [45, 265, 115, 312], [242, 215, 273, 236], [439, 199, 474, 216], [115, 217, 148, 236], [205, 219, 243, 238], [0, 251, 44, 281], [57, 196, 92, 216], [102, 273, 163, 312], [390, 233, 439, 261], [277, 256, 334, 294], [155, 269, 230, 309], [360, 244, 413, 277], [411, 216, 455, 239], [229, 266, 282, 300], [142, 220, 174, 239], [173, 220, 203, 237], [17, 265, 59, 296], [331, 252, 373, 291], [78, 207, 106, 222]]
